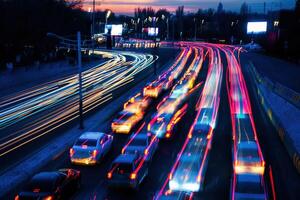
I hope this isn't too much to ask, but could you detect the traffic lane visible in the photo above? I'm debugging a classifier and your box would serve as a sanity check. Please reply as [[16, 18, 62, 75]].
[[71, 48, 199, 199], [7, 47, 197, 199], [0, 50, 174, 173], [193, 49, 232, 200], [241, 57, 300, 200], [103, 79, 204, 200]]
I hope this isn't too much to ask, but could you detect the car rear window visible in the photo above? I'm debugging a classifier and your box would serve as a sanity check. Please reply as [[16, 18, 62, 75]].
[[236, 179, 264, 194], [26, 177, 56, 192], [114, 163, 133, 174], [75, 138, 97, 147]]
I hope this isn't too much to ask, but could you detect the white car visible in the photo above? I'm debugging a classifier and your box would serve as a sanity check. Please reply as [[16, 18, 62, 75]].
[[230, 173, 267, 200], [70, 132, 113, 165]]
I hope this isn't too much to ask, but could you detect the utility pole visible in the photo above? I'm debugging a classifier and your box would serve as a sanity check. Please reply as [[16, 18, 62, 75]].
[[167, 18, 169, 40], [194, 18, 197, 41], [77, 32, 84, 130], [91, 0, 96, 56]]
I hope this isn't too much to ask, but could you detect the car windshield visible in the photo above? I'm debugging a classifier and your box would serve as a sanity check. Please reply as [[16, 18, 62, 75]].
[[114, 163, 133, 174], [25, 176, 56, 192], [75, 138, 97, 147]]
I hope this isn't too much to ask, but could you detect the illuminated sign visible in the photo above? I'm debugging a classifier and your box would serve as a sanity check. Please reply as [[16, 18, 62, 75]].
[[105, 24, 123, 36], [247, 22, 267, 34]]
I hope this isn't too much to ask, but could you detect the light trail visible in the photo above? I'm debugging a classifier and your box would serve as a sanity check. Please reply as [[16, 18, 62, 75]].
[[154, 44, 223, 200], [224, 46, 269, 199], [0, 50, 157, 157]]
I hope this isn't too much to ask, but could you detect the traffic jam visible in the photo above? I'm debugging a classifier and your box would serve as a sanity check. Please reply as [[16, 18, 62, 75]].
[[14, 43, 276, 200]]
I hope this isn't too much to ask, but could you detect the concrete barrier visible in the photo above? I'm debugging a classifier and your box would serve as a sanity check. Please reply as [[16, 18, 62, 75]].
[[248, 63, 300, 174]]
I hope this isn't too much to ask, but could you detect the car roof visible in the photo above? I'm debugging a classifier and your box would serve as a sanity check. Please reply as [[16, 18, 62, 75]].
[[237, 141, 258, 149], [79, 132, 105, 140], [114, 154, 139, 164], [130, 133, 149, 140], [236, 173, 262, 184], [31, 172, 61, 182]]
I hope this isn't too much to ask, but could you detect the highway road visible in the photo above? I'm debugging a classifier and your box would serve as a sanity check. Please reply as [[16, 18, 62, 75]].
[[2, 43, 300, 200]]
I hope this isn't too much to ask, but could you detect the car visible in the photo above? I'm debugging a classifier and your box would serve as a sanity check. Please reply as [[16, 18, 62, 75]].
[[123, 93, 152, 114], [230, 173, 267, 200], [148, 113, 173, 138], [107, 154, 148, 190], [169, 153, 202, 192], [122, 132, 159, 162], [111, 111, 143, 134], [143, 81, 164, 98], [234, 141, 265, 174], [15, 169, 81, 200], [170, 83, 189, 99], [70, 132, 113, 165], [148, 105, 187, 139]]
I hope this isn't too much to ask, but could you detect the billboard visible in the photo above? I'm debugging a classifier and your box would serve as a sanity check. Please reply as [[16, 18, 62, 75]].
[[105, 24, 123, 36], [148, 27, 159, 36], [247, 22, 267, 34]]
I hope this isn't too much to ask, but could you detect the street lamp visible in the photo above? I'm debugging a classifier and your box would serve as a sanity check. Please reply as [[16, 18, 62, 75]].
[[105, 10, 112, 25]]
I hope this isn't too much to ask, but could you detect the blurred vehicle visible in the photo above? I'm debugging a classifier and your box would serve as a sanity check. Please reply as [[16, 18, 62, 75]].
[[122, 133, 159, 162], [111, 111, 143, 134], [107, 154, 148, 189], [234, 141, 265, 174], [169, 154, 202, 192], [230, 173, 267, 200], [143, 81, 164, 98], [123, 93, 152, 114], [148, 105, 187, 139], [180, 73, 196, 89], [70, 132, 113, 165], [158, 76, 174, 90], [15, 169, 81, 200], [170, 83, 189, 99]]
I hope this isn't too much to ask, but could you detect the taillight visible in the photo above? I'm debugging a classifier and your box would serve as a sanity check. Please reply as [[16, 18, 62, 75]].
[[107, 172, 112, 179], [43, 196, 53, 200], [147, 124, 151, 131], [69, 148, 75, 157], [91, 150, 98, 158], [130, 173, 136, 180], [14, 195, 19, 200], [167, 124, 172, 132]]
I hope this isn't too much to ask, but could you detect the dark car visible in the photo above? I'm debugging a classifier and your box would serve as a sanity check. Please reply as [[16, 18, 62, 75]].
[[15, 169, 81, 200], [107, 154, 148, 190]]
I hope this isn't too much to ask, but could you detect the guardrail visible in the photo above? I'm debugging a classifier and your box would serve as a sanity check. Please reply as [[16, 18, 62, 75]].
[[248, 62, 300, 174]]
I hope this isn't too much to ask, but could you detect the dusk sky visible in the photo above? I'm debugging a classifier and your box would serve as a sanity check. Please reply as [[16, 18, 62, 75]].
[[81, 0, 295, 15]]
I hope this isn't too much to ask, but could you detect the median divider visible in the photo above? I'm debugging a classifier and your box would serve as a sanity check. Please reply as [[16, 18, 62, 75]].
[[248, 62, 300, 174]]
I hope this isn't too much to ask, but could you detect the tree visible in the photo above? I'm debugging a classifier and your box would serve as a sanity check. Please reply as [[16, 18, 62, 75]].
[[296, 0, 300, 19], [217, 2, 224, 14], [240, 2, 248, 16], [176, 6, 184, 39]]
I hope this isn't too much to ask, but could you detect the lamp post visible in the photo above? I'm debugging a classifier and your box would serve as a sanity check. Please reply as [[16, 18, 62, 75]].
[[47, 32, 84, 129], [194, 18, 197, 41], [105, 10, 112, 26]]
